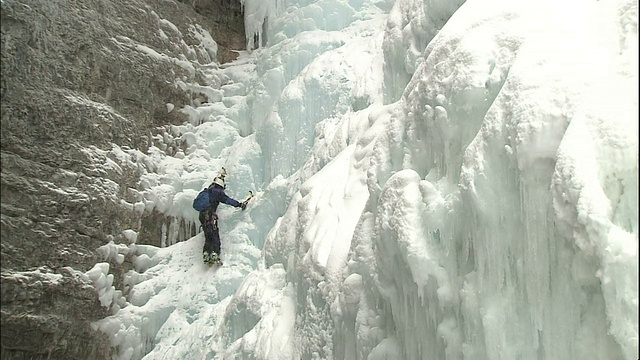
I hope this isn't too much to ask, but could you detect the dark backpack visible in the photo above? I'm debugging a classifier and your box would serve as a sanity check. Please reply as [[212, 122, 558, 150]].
[[192, 188, 211, 211]]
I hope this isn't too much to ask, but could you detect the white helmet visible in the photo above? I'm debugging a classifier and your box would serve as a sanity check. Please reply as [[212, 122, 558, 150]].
[[212, 176, 225, 188]]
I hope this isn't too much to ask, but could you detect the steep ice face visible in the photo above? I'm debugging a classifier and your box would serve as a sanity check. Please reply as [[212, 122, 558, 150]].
[[355, 0, 637, 359], [92, 0, 637, 359], [252, 0, 637, 359]]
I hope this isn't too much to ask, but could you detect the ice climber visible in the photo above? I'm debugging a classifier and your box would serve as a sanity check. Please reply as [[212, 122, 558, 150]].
[[195, 171, 250, 266]]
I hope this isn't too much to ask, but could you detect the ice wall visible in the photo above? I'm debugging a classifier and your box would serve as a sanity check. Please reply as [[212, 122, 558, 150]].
[[229, 0, 638, 359], [357, 0, 636, 359], [245, 0, 388, 183], [93, 0, 637, 359]]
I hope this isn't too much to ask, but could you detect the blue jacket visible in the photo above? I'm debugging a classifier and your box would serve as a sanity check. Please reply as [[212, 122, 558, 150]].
[[207, 186, 241, 212]]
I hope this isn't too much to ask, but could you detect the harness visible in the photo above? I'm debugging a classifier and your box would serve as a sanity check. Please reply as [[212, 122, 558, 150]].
[[205, 209, 218, 230]]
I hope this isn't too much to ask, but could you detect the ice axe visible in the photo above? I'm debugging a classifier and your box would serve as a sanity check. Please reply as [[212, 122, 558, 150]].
[[241, 191, 253, 210]]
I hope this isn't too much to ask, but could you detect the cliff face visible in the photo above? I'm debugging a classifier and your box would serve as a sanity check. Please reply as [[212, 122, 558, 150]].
[[0, 0, 244, 358]]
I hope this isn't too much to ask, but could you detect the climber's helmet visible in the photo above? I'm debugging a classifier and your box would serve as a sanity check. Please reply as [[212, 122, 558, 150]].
[[212, 176, 225, 189]]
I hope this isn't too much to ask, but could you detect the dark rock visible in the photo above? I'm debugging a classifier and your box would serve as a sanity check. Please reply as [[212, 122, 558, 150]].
[[0, 0, 245, 358], [1, 267, 113, 359]]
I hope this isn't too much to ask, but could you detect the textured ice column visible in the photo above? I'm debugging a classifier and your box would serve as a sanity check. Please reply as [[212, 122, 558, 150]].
[[550, 54, 638, 360], [382, 0, 466, 102], [351, 0, 638, 359]]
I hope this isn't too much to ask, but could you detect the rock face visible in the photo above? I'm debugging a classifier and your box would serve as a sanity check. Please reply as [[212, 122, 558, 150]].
[[0, 0, 244, 358]]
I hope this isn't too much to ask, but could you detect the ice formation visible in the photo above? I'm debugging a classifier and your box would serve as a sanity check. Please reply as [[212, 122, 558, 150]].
[[89, 0, 638, 359]]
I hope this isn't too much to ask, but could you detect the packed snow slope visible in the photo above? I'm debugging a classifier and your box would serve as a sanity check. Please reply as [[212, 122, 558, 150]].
[[88, 0, 638, 359]]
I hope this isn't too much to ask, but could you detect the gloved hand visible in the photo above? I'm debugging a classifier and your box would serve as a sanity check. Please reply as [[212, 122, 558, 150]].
[[240, 201, 247, 210]]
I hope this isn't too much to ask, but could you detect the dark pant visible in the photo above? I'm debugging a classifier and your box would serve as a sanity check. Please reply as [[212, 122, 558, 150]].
[[199, 209, 220, 256]]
